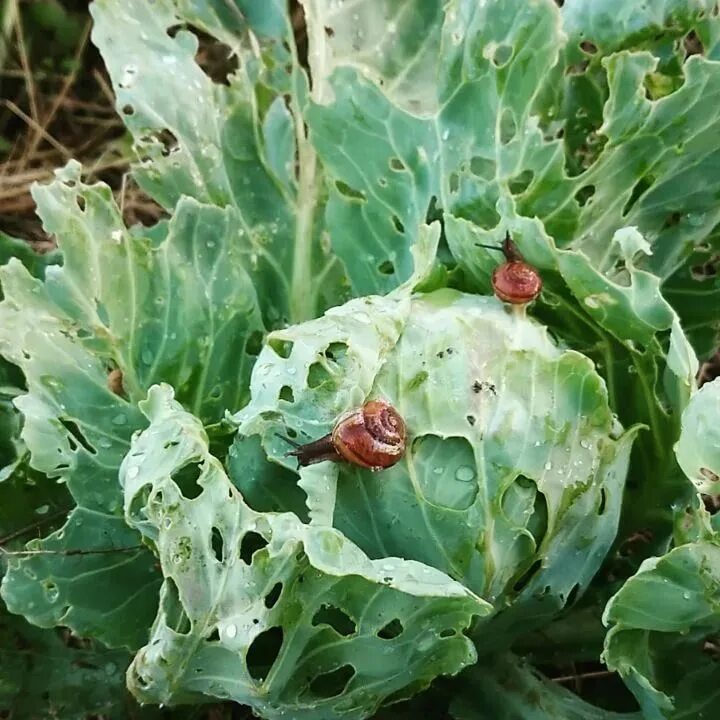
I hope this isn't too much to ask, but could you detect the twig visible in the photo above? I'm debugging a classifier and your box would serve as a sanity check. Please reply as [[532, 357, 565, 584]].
[[25, 20, 91, 160], [0, 507, 72, 546], [552, 669, 615, 684], [3, 99, 72, 159], [13, 2, 39, 168]]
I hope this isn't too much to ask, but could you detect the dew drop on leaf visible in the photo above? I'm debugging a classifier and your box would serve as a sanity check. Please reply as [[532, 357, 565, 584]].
[[225, 624, 237, 639], [455, 466, 476, 483]]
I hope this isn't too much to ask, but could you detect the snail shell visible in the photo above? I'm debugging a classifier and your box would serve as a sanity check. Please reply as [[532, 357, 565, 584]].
[[332, 400, 406, 470], [287, 400, 406, 470], [491, 235, 542, 305], [492, 260, 542, 304]]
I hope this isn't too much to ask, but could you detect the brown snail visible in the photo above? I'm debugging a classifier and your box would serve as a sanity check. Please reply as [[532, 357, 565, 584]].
[[283, 400, 406, 470], [478, 233, 542, 305]]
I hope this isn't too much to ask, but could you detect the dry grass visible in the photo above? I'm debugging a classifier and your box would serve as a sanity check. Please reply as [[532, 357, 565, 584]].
[[0, 0, 163, 245]]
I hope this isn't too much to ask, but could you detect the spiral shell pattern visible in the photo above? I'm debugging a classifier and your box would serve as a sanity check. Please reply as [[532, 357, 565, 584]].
[[332, 400, 406, 470]]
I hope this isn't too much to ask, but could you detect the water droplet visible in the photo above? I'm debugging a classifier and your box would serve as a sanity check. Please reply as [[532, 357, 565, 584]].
[[455, 466, 476, 483], [23, 568, 37, 580], [433, 466, 444, 475], [127, 466, 139, 480], [35, 504, 50, 515], [111, 230, 123, 244], [442, 129, 449, 140], [687, 212, 706, 227], [163, 517, 172, 529], [225, 623, 237, 639], [544, 461, 552, 471], [287, 367, 297, 376], [98, 438, 112, 449], [141, 349, 153, 365], [112, 413, 128, 426], [105, 662, 118, 676], [683, 591, 691, 600]]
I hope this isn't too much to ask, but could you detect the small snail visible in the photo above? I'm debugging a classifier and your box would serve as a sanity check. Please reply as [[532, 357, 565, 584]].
[[478, 233, 542, 305], [283, 400, 406, 470]]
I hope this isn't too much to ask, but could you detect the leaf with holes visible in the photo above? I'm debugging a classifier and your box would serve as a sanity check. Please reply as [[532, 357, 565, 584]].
[[234, 286, 638, 653], [121, 384, 487, 718], [603, 536, 720, 719], [675, 377, 720, 493], [0, 163, 264, 648], [90, 0, 347, 325]]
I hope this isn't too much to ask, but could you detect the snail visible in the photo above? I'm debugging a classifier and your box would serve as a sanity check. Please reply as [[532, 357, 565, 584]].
[[282, 400, 406, 470], [477, 233, 542, 305]]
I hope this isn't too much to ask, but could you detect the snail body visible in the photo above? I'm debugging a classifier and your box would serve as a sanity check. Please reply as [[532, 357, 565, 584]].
[[287, 400, 406, 470]]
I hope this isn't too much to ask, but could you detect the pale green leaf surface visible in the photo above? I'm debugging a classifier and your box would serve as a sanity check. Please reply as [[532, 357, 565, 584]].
[[91, 0, 343, 324], [121, 384, 487, 718], [234, 288, 636, 652], [0, 166, 264, 647], [675, 377, 720, 493], [603, 540, 720, 720]]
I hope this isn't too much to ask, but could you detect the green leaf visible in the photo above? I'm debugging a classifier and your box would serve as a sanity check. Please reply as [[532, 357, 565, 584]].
[[0, 604, 156, 720], [121, 384, 488, 717], [449, 655, 641, 720], [90, 0, 345, 324], [0, 164, 264, 648], [675, 377, 720, 493], [234, 286, 637, 651], [603, 540, 720, 719]]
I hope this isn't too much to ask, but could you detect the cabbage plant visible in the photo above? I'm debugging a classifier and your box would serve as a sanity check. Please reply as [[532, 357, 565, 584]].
[[1, 1, 719, 719]]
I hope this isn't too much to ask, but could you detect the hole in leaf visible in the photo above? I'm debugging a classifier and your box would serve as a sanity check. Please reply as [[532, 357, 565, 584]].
[[513, 558, 543, 592], [312, 605, 356, 636], [307, 362, 332, 389], [239, 531, 268, 564], [279, 385, 295, 403], [391, 215, 405, 234], [508, 169, 534, 195], [58, 418, 96, 455], [499, 108, 516, 144], [492, 44, 513, 66], [466, 415, 476, 426], [575, 184, 596, 207], [378, 260, 395, 275], [268, 338, 293, 359], [246, 626, 283, 682], [324, 26, 335, 37], [598, 488, 608, 515], [389, 157, 406, 172], [308, 665, 355, 698], [196, 38, 239, 86], [335, 181, 366, 201], [245, 330, 264, 356], [155, 128, 179, 156], [286, 427, 298, 438], [76, 195, 86, 212], [470, 156, 495, 179], [211, 527, 224, 562], [162, 578, 191, 635], [207, 627, 220, 642], [378, 177, 388, 187], [324, 342, 348, 364], [684, 31, 703, 58], [377, 618, 403, 639], [440, 628, 457, 638], [580, 40, 598, 54], [264, 582, 283, 609], [171, 461, 203, 499], [566, 583, 581, 607], [122, 104, 135, 115], [623, 176, 653, 216]]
